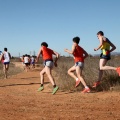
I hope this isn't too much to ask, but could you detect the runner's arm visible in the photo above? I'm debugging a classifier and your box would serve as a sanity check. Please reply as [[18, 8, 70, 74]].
[[9, 52, 11, 59], [109, 41, 116, 52], [1, 53, 4, 59], [64, 45, 75, 54], [94, 38, 103, 51], [83, 49, 88, 59], [53, 51, 59, 62], [53, 51, 60, 67], [36, 47, 42, 62]]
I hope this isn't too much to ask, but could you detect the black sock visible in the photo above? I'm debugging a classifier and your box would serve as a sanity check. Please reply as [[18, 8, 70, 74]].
[[41, 84, 43, 87], [53, 85, 56, 88]]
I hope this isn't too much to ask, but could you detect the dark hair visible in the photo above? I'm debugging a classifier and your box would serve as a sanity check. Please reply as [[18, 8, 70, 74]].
[[4, 48, 7, 51], [28, 55, 30, 57], [41, 42, 48, 47], [73, 37, 80, 44], [97, 31, 104, 36], [25, 54, 28, 57]]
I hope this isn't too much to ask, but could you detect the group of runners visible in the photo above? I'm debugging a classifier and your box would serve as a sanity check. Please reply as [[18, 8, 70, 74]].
[[0, 49, 36, 78], [0, 31, 120, 95], [20, 54, 36, 72], [36, 31, 120, 95]]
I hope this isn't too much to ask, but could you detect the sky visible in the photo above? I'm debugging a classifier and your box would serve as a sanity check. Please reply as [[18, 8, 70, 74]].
[[0, 0, 120, 57]]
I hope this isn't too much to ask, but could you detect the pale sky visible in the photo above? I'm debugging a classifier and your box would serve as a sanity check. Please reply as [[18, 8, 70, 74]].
[[0, 0, 120, 56]]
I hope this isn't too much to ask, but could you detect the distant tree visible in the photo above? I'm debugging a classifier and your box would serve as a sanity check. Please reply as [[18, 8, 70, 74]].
[[89, 54, 93, 58]]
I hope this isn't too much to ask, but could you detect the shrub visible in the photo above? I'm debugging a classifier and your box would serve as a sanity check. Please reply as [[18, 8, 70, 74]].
[[0, 63, 22, 79], [54, 56, 120, 92]]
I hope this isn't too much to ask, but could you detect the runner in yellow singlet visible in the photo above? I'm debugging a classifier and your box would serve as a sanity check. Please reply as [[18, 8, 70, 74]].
[[100, 38, 111, 60], [93, 31, 120, 88]]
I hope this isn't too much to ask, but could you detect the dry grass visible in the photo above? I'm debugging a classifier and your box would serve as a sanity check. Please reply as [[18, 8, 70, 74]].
[[1, 56, 119, 92], [0, 62, 22, 79], [54, 55, 120, 92]]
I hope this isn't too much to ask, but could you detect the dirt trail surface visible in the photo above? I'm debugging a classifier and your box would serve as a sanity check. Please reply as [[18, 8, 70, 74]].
[[0, 63, 120, 120]]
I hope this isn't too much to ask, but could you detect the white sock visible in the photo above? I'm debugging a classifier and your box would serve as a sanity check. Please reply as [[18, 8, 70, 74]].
[[85, 86, 89, 89], [76, 78, 79, 81]]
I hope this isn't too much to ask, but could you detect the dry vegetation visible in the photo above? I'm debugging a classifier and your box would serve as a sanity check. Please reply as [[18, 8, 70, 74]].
[[0, 62, 22, 79], [0, 56, 120, 92], [54, 55, 120, 92]]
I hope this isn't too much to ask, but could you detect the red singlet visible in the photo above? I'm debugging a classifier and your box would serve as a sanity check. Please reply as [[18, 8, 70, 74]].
[[73, 45, 84, 63], [41, 46, 55, 61]]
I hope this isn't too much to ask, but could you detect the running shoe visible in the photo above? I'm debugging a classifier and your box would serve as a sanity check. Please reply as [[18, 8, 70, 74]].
[[82, 88, 90, 93], [37, 86, 44, 92], [52, 86, 59, 95], [116, 67, 120, 76], [92, 81, 100, 88], [75, 80, 81, 87]]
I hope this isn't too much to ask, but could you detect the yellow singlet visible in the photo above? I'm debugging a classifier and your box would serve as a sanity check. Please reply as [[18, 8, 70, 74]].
[[100, 38, 110, 55]]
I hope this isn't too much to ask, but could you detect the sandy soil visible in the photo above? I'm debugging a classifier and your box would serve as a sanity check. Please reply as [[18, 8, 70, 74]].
[[0, 63, 120, 120]]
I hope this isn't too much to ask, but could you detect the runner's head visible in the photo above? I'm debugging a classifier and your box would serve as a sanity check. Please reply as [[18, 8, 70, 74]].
[[97, 31, 104, 39], [41, 42, 48, 47], [73, 37, 80, 45], [25, 54, 28, 57], [28, 55, 30, 58], [4, 48, 7, 52]]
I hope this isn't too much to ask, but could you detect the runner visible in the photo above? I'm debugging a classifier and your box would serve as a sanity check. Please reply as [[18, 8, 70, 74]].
[[2, 48, 11, 79], [64, 37, 90, 93], [24, 54, 30, 72], [30, 55, 35, 69], [36, 42, 59, 95], [28, 55, 31, 69], [0, 51, 3, 62], [20, 55, 25, 70], [93, 31, 120, 88]]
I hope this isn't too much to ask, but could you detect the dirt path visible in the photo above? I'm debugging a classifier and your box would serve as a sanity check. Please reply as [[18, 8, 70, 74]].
[[0, 65, 120, 120]]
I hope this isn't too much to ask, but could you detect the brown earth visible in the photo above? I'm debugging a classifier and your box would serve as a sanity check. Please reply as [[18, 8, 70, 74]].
[[0, 63, 120, 120]]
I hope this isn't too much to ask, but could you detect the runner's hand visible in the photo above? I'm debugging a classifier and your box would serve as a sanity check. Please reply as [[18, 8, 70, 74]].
[[94, 48, 97, 51], [54, 62, 58, 67]]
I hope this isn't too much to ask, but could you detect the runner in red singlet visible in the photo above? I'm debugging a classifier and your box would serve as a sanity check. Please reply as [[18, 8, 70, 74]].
[[64, 37, 90, 93], [36, 42, 59, 95]]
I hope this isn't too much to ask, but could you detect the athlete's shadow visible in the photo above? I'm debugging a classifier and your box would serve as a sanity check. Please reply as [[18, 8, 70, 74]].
[[0, 82, 49, 88], [20, 77, 39, 79]]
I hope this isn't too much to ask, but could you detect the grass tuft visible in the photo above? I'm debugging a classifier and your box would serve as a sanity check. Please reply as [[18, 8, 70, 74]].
[[54, 56, 120, 92]]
